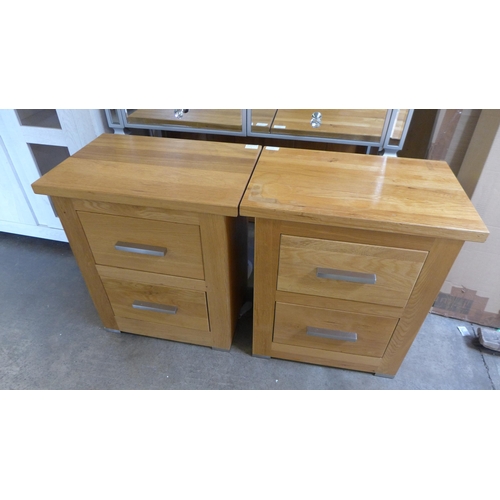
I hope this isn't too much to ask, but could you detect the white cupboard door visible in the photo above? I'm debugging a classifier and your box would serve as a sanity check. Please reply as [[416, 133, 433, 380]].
[[0, 135, 37, 226], [0, 110, 64, 230]]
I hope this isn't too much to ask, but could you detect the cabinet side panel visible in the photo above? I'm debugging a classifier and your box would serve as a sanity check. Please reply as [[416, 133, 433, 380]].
[[252, 218, 281, 356], [378, 238, 464, 376], [200, 214, 247, 349], [51, 197, 118, 330]]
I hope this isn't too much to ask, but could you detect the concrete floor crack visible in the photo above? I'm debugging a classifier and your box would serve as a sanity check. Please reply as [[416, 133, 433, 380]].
[[479, 351, 496, 390]]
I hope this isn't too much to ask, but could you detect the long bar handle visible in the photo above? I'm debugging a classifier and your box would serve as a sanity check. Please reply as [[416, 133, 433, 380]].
[[132, 300, 178, 315], [115, 241, 167, 257], [316, 267, 376, 285], [306, 326, 357, 342]]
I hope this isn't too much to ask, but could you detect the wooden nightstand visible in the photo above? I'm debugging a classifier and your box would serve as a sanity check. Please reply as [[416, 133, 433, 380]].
[[240, 146, 489, 377], [32, 134, 261, 350]]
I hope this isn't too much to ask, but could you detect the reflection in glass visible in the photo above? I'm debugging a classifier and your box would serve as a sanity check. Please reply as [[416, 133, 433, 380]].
[[125, 109, 243, 132], [391, 109, 410, 141], [264, 109, 390, 143], [250, 110, 277, 133], [385, 109, 413, 150]]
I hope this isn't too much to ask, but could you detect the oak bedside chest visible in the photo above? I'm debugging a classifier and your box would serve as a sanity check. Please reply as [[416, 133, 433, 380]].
[[240, 146, 489, 377], [32, 134, 261, 350]]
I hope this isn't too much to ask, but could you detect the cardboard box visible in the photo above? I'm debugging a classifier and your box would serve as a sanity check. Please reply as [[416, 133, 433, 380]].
[[431, 110, 500, 328]]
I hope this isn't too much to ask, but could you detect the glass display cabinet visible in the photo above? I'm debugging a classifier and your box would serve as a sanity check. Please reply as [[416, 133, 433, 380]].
[[105, 109, 413, 155]]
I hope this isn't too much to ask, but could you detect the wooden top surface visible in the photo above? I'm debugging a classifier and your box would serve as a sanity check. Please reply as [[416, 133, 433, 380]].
[[126, 109, 243, 131], [239, 147, 489, 242], [32, 134, 261, 217]]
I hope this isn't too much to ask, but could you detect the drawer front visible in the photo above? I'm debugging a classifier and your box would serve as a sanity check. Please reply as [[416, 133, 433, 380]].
[[78, 212, 204, 279], [271, 109, 388, 141], [274, 302, 398, 357], [277, 235, 427, 308], [101, 277, 210, 332], [126, 109, 243, 132]]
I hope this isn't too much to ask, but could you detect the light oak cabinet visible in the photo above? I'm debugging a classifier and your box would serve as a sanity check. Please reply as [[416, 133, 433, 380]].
[[240, 146, 489, 377], [32, 134, 260, 350], [31, 134, 489, 375]]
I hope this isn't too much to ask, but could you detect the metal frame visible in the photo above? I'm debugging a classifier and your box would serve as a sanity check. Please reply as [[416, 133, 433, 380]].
[[246, 109, 393, 150], [105, 109, 413, 154], [380, 109, 414, 156], [104, 109, 127, 134]]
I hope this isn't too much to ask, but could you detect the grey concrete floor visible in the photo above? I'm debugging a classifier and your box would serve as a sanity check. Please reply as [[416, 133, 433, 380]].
[[1, 231, 499, 390]]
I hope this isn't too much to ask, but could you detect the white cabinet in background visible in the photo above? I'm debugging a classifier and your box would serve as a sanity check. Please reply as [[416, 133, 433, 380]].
[[0, 109, 110, 241]]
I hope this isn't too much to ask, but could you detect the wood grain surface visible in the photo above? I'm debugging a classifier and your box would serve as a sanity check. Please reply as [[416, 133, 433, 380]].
[[269, 342, 382, 372], [96, 265, 207, 292], [101, 277, 210, 331], [277, 235, 427, 307], [114, 316, 212, 347], [72, 199, 200, 225], [240, 147, 489, 241], [32, 134, 261, 217], [199, 214, 247, 350], [252, 218, 281, 357], [51, 197, 119, 330], [376, 238, 464, 376], [78, 211, 205, 279], [274, 301, 398, 357]]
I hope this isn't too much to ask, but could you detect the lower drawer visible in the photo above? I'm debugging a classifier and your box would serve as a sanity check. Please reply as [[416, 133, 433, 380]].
[[273, 302, 398, 357], [114, 316, 212, 347], [101, 277, 210, 332]]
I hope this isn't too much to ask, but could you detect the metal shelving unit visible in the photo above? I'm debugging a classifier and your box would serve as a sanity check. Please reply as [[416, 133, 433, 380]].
[[105, 109, 414, 155]]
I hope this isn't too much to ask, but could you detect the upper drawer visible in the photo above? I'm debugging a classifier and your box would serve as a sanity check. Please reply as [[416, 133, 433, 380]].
[[78, 212, 204, 279], [277, 235, 427, 308]]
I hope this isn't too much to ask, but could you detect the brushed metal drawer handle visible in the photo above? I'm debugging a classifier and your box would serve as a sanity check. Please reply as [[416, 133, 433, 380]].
[[115, 241, 167, 257], [316, 267, 376, 285], [307, 326, 357, 342], [132, 300, 178, 315]]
